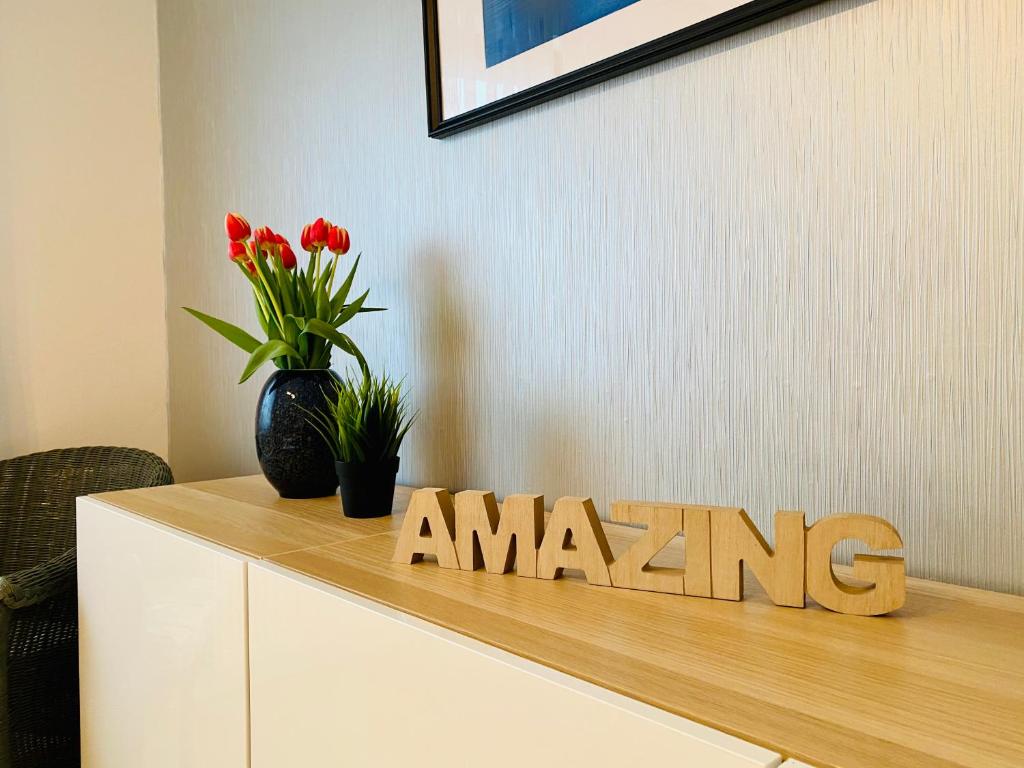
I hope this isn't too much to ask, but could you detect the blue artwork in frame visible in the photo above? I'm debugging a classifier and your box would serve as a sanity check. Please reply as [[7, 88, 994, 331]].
[[483, 0, 642, 67], [422, 0, 823, 137]]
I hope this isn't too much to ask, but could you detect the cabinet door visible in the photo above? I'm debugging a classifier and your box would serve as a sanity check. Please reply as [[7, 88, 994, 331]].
[[77, 498, 249, 768], [248, 562, 781, 768]]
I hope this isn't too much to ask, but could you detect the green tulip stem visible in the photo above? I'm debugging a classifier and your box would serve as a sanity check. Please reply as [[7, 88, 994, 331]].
[[274, 254, 296, 318], [253, 257, 286, 332], [326, 253, 340, 293], [252, 287, 272, 324]]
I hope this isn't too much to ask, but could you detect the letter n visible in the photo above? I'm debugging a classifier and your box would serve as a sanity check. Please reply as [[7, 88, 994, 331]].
[[710, 508, 805, 607]]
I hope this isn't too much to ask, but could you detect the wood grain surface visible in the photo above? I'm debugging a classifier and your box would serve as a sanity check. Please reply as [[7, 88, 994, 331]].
[[96, 479, 412, 558], [97, 476, 1024, 768]]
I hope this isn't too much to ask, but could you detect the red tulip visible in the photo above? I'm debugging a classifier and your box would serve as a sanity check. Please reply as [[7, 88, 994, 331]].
[[227, 241, 247, 262], [300, 224, 314, 253], [253, 226, 275, 254], [309, 217, 328, 248], [273, 232, 288, 246], [280, 243, 297, 270], [225, 212, 251, 242], [243, 258, 256, 274], [327, 226, 350, 255]]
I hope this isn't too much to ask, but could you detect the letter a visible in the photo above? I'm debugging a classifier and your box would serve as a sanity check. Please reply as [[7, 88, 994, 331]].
[[393, 488, 460, 569], [537, 497, 614, 586]]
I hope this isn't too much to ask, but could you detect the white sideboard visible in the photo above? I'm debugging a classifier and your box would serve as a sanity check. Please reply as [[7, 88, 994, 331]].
[[76, 476, 1024, 768], [77, 496, 779, 768], [247, 561, 779, 768], [77, 500, 249, 768]]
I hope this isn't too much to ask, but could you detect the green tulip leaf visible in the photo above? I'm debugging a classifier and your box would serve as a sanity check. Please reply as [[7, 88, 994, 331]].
[[302, 318, 368, 375], [334, 289, 369, 327], [284, 314, 307, 331], [329, 254, 361, 316], [239, 339, 304, 384], [183, 307, 262, 354], [296, 275, 313, 316]]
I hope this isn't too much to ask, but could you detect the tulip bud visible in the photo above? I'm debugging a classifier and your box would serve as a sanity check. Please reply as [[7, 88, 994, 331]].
[[300, 224, 314, 253], [228, 241, 248, 262], [253, 226, 275, 254], [327, 226, 350, 255], [310, 217, 328, 248], [280, 243, 297, 270], [225, 212, 251, 242]]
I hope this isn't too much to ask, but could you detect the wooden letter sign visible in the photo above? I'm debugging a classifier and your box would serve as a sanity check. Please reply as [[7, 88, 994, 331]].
[[394, 489, 906, 616]]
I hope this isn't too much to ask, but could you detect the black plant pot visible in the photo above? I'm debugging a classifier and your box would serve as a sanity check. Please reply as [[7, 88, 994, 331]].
[[336, 456, 400, 518], [256, 369, 341, 499]]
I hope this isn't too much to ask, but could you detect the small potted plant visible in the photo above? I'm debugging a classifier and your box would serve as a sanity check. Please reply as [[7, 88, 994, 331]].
[[305, 373, 417, 518]]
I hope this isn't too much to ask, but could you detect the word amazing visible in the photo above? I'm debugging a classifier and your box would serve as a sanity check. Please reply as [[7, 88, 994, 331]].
[[393, 489, 906, 616]]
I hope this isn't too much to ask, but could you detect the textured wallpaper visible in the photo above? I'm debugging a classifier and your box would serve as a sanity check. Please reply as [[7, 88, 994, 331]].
[[158, 0, 1023, 593]]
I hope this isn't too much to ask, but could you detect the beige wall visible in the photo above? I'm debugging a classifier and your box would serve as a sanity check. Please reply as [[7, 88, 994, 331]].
[[0, 0, 168, 460], [158, 0, 1023, 593]]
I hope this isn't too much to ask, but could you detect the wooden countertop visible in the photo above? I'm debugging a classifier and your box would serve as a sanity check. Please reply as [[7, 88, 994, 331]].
[[95, 476, 411, 558], [95, 475, 1024, 768]]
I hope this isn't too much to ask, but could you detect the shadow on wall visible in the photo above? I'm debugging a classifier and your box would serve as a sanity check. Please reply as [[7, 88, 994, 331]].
[[407, 248, 597, 505], [410, 251, 471, 490], [526, 404, 595, 503], [0, 338, 20, 457], [559, 0, 877, 112], [684, 0, 878, 62], [0, 140, 24, 455], [0, 281, 26, 457]]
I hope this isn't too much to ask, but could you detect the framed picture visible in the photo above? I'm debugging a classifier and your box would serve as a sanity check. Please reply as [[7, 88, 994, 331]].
[[422, 0, 821, 138]]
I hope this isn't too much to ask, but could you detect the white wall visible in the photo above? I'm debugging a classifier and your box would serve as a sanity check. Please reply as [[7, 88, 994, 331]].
[[0, 0, 168, 460], [158, 0, 1023, 594]]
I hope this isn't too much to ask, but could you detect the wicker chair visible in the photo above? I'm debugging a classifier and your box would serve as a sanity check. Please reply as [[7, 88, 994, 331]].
[[0, 446, 173, 768]]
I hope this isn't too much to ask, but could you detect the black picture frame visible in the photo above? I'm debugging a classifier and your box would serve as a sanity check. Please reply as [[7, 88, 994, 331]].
[[423, 0, 822, 138]]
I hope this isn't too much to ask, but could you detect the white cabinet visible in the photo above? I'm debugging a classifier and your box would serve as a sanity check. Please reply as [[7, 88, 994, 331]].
[[78, 498, 782, 767], [77, 498, 250, 768], [247, 562, 781, 768]]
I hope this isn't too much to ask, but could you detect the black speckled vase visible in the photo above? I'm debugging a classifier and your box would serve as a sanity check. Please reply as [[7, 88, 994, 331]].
[[255, 369, 341, 499]]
